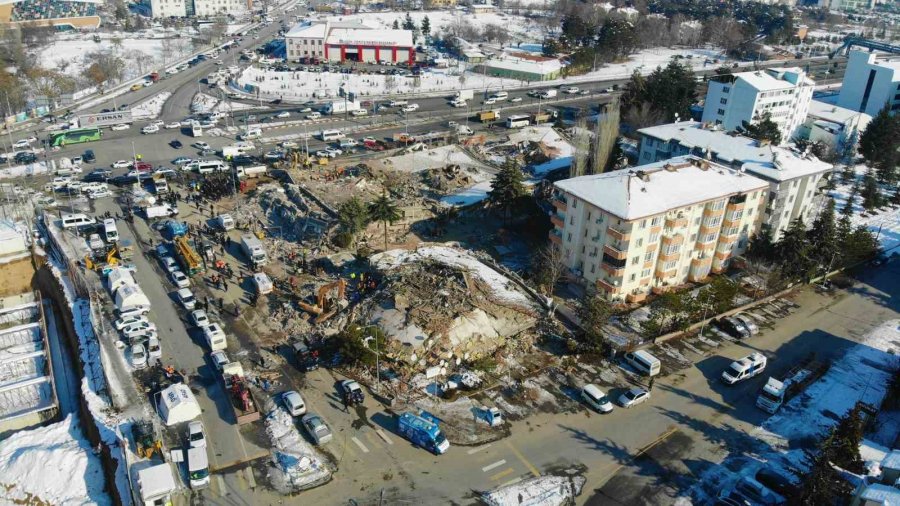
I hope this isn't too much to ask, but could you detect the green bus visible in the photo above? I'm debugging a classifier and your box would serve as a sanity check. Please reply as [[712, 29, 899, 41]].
[[50, 128, 102, 147]]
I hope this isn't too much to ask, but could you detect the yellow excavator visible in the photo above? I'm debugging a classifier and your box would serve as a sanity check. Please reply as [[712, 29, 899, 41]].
[[298, 279, 347, 323]]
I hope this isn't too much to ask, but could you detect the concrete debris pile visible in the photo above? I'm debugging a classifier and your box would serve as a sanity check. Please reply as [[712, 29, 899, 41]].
[[523, 141, 561, 166], [254, 185, 332, 242], [421, 164, 488, 194], [360, 244, 539, 366]]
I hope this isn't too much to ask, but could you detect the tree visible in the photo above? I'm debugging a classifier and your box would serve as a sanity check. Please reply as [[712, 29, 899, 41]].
[[542, 37, 563, 57], [739, 112, 782, 145], [775, 219, 815, 281], [82, 51, 125, 90], [842, 182, 858, 217], [703, 276, 739, 314], [486, 159, 528, 220], [791, 452, 853, 505], [595, 18, 637, 62], [861, 174, 883, 211], [859, 106, 900, 183], [808, 198, 838, 270], [590, 97, 620, 174], [842, 225, 879, 266], [337, 197, 369, 247], [821, 404, 866, 473], [421, 15, 431, 38], [338, 324, 387, 368], [532, 243, 565, 296], [367, 190, 402, 251], [392, 19, 400, 30], [747, 225, 777, 262], [577, 290, 613, 350], [402, 12, 416, 31], [622, 59, 697, 127]]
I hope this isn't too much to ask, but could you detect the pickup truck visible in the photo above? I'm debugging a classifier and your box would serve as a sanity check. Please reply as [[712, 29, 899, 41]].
[[221, 362, 261, 424]]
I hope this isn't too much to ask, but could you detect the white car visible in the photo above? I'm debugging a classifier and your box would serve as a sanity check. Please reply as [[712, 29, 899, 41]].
[[12, 139, 31, 149], [71, 156, 83, 165], [147, 337, 162, 359], [87, 189, 112, 199], [324, 147, 342, 157], [315, 150, 331, 158], [131, 343, 148, 369], [275, 111, 290, 118], [482, 98, 497, 105], [150, 120, 165, 128], [176, 288, 196, 310], [210, 350, 229, 371], [339, 139, 359, 147], [193, 141, 211, 150], [401, 104, 419, 112], [306, 112, 322, 120], [282, 391, 306, 417], [280, 140, 298, 149], [165, 122, 181, 129], [180, 119, 195, 127], [111, 124, 130, 131], [301, 414, 333, 445], [122, 321, 157, 339], [170, 270, 190, 288], [112, 160, 133, 169], [187, 421, 206, 448], [114, 315, 148, 330], [160, 256, 179, 273], [563, 86, 580, 94], [299, 107, 312, 113], [350, 109, 368, 117], [142, 125, 159, 134], [190, 309, 210, 327], [509, 97, 523, 103], [618, 387, 651, 408]]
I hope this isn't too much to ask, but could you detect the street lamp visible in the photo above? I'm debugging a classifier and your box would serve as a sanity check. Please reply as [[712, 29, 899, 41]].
[[363, 335, 380, 386]]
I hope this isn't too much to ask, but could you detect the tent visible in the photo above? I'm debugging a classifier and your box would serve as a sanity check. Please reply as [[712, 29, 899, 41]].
[[156, 383, 201, 426], [114, 283, 150, 311], [106, 267, 135, 294]]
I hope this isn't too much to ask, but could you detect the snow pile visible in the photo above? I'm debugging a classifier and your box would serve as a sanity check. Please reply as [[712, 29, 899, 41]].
[[264, 406, 331, 493], [374, 145, 493, 174], [192, 93, 219, 114], [441, 180, 494, 207], [482, 474, 586, 506], [0, 161, 51, 179], [0, 414, 111, 505], [690, 319, 900, 503], [130, 91, 172, 120], [370, 245, 536, 311], [829, 164, 900, 252]]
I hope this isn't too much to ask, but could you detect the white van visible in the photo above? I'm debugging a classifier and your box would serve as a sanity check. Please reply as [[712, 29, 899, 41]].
[[320, 129, 345, 142], [203, 323, 227, 351], [490, 91, 509, 100], [239, 128, 262, 141], [103, 219, 119, 243], [624, 350, 661, 377], [61, 213, 96, 229]]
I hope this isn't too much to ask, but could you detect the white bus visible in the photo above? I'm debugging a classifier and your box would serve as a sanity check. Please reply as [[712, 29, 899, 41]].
[[319, 129, 345, 142], [490, 90, 509, 100], [506, 115, 530, 128], [190, 160, 229, 174]]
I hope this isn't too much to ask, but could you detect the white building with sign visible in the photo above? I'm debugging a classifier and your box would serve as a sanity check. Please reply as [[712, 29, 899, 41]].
[[285, 20, 415, 65]]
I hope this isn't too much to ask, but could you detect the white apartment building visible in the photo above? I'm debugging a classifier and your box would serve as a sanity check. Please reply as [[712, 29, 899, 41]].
[[837, 50, 900, 116], [799, 100, 871, 154], [550, 156, 769, 303], [637, 122, 833, 238], [701, 67, 814, 143], [150, 0, 187, 17], [150, 0, 249, 18]]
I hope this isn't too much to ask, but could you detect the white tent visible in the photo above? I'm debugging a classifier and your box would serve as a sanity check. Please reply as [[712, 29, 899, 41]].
[[114, 283, 150, 311], [106, 268, 136, 294], [157, 384, 201, 426]]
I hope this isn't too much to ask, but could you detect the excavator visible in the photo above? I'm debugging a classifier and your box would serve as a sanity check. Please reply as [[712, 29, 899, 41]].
[[84, 240, 134, 272], [297, 279, 347, 323], [131, 420, 162, 459]]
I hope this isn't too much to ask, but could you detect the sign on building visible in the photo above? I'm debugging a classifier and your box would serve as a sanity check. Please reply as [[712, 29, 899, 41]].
[[78, 110, 133, 128]]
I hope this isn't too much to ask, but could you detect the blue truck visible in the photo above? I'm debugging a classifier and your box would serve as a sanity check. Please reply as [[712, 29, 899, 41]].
[[398, 411, 450, 455]]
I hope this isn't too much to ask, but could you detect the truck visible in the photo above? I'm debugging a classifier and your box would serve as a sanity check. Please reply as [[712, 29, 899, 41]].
[[721, 352, 767, 385], [477, 110, 500, 123], [756, 355, 829, 414], [398, 411, 450, 455], [135, 463, 177, 506], [221, 362, 261, 424], [221, 142, 255, 158], [530, 111, 553, 124], [190, 121, 203, 137], [322, 100, 360, 115], [537, 89, 557, 99], [235, 164, 267, 178], [453, 90, 474, 101], [143, 204, 178, 219], [240, 234, 268, 268], [151, 174, 169, 194], [174, 235, 204, 276]]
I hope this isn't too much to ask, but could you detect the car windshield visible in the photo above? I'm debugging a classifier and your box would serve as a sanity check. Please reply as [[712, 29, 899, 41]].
[[626, 391, 639, 400], [190, 432, 203, 442], [183, 294, 195, 303], [729, 364, 744, 376], [760, 390, 781, 403], [189, 469, 209, 480]]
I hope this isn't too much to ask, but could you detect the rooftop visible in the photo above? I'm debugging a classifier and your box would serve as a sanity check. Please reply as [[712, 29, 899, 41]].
[[482, 52, 563, 75], [638, 121, 833, 182], [882, 449, 900, 470], [860, 483, 900, 506], [326, 28, 413, 47], [554, 156, 768, 221], [733, 67, 813, 91], [808, 99, 871, 125]]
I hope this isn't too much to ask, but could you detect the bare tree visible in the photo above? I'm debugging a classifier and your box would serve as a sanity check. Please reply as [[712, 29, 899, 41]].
[[570, 115, 591, 177], [591, 97, 620, 174], [29, 69, 75, 111], [83, 51, 125, 90], [160, 37, 175, 68], [623, 101, 664, 130], [532, 243, 566, 295], [126, 49, 150, 76]]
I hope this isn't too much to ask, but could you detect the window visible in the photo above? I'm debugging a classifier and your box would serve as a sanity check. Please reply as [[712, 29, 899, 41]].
[[717, 108, 725, 115], [720, 98, 727, 105], [590, 264, 595, 273], [631, 256, 640, 265], [650, 216, 661, 226], [723, 86, 730, 93], [712, 200, 726, 210], [690, 233, 697, 242], [664, 260, 677, 270], [641, 268, 652, 278], [567, 233, 572, 242], [705, 216, 722, 227], [629, 273, 637, 282], [649, 232, 660, 243], [644, 251, 653, 262], [640, 220, 647, 229], [636, 238, 643, 247], [570, 216, 574, 225], [664, 243, 681, 255], [747, 208, 753, 216], [694, 217, 701, 226], [572, 200, 577, 208]]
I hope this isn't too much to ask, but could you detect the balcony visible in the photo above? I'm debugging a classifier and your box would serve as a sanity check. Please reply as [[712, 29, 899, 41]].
[[655, 266, 676, 279], [703, 206, 725, 218], [606, 225, 631, 241], [665, 216, 688, 229], [552, 196, 567, 212], [688, 257, 712, 282], [603, 244, 628, 260], [698, 224, 719, 236], [649, 225, 662, 235], [658, 250, 680, 263], [601, 263, 625, 277], [549, 230, 561, 244], [714, 250, 731, 261], [596, 278, 621, 294], [550, 213, 565, 228], [626, 292, 648, 303]]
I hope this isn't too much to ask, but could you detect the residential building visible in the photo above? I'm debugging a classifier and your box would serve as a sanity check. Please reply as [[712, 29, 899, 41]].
[[285, 20, 415, 65], [798, 100, 872, 154], [425, 0, 458, 6], [701, 67, 814, 143], [837, 49, 900, 116], [477, 52, 563, 81], [637, 121, 833, 238], [0, 0, 100, 28], [550, 156, 769, 302], [149, 0, 250, 17], [469, 3, 496, 14], [824, 0, 875, 11]]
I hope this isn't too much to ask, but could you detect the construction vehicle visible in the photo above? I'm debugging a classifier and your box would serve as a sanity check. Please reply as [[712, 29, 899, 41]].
[[297, 279, 347, 323], [174, 236, 204, 276], [477, 110, 500, 123], [756, 354, 830, 414], [221, 362, 261, 424], [530, 111, 553, 124], [85, 239, 135, 273], [131, 420, 162, 459]]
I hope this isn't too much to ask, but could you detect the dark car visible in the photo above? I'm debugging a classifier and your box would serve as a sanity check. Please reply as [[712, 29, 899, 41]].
[[83, 150, 96, 163], [83, 169, 112, 182], [754, 468, 798, 499], [292, 341, 320, 372], [15, 152, 37, 164], [232, 155, 257, 166], [170, 139, 183, 149], [713, 317, 750, 339], [340, 380, 364, 406], [270, 98, 282, 104], [110, 175, 138, 186]]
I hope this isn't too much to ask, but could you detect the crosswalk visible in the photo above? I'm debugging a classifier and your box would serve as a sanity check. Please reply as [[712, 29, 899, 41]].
[[473, 444, 534, 489]]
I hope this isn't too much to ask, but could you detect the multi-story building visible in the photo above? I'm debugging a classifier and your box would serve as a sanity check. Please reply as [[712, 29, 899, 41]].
[[637, 121, 833, 238], [149, 0, 249, 18], [837, 50, 900, 116], [550, 156, 769, 302], [701, 67, 814, 143], [285, 20, 414, 65], [799, 100, 871, 154], [0, 0, 101, 28]]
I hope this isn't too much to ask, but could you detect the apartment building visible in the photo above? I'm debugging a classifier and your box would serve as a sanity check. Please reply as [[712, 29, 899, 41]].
[[799, 100, 871, 154], [637, 121, 833, 238], [550, 156, 769, 302], [149, 0, 249, 18], [701, 67, 814, 143], [837, 49, 900, 116]]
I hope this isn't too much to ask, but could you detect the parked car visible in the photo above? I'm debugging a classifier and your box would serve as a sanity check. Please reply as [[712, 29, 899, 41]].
[[754, 467, 799, 499], [147, 337, 162, 359], [340, 379, 364, 406], [618, 387, 650, 408], [175, 288, 196, 310], [112, 160, 133, 169], [210, 350, 229, 371], [306, 112, 322, 120], [141, 125, 160, 134], [170, 139, 183, 149], [193, 141, 211, 150], [301, 414, 333, 444], [282, 391, 306, 416], [275, 111, 290, 118], [191, 309, 210, 327], [122, 321, 157, 338], [131, 343, 148, 368], [114, 315, 148, 330], [714, 317, 751, 339], [165, 122, 181, 129], [111, 123, 130, 131], [581, 384, 614, 413], [732, 314, 760, 335], [187, 421, 207, 448], [173, 156, 192, 165], [726, 477, 786, 506], [161, 256, 179, 273], [170, 270, 190, 288], [13, 139, 31, 149], [324, 147, 342, 157]]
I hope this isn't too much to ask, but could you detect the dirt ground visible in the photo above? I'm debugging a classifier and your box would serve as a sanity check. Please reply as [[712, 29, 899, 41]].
[[0, 258, 35, 297]]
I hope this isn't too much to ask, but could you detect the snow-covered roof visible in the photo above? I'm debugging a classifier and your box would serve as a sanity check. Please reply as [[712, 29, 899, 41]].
[[326, 28, 413, 47], [483, 53, 562, 75], [285, 22, 329, 39], [734, 67, 813, 91], [861, 483, 900, 505], [638, 121, 832, 182], [808, 100, 871, 125], [882, 450, 900, 471], [554, 156, 768, 221]]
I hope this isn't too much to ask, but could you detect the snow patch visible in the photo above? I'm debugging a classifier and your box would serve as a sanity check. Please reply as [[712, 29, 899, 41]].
[[264, 405, 331, 493], [482, 474, 586, 506], [130, 91, 172, 120]]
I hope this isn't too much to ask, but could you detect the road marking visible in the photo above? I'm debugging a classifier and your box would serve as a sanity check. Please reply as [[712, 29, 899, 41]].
[[375, 429, 394, 445], [482, 459, 507, 473], [467, 443, 492, 455], [364, 431, 383, 449], [490, 468, 515, 481], [505, 441, 540, 477], [244, 466, 256, 489], [501, 477, 523, 488], [351, 436, 370, 453]]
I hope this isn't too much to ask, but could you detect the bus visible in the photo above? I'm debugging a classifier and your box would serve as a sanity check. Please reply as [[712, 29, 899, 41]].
[[505, 115, 530, 129], [50, 128, 102, 147]]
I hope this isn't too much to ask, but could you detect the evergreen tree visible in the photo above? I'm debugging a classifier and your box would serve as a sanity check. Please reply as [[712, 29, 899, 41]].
[[739, 112, 783, 145], [622, 59, 697, 126], [792, 452, 853, 505], [835, 213, 853, 265], [775, 219, 815, 281], [821, 404, 866, 473], [859, 106, 900, 183], [843, 225, 880, 266], [808, 198, 838, 269], [337, 197, 369, 247], [420, 15, 430, 38], [892, 186, 900, 206], [747, 224, 777, 262], [367, 190, 402, 251], [392, 19, 399, 29], [842, 183, 858, 217], [402, 12, 415, 31], [577, 290, 613, 350], [486, 159, 528, 220], [861, 174, 883, 211]]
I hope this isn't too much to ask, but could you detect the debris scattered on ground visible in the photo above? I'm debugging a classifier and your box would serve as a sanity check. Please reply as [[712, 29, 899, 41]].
[[482, 474, 586, 506], [264, 405, 332, 494]]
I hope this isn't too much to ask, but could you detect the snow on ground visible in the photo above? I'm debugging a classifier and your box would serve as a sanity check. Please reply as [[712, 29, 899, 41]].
[[130, 91, 172, 120], [264, 405, 332, 493], [829, 164, 900, 252], [0, 161, 51, 179], [482, 474, 586, 506], [371, 245, 537, 311], [0, 414, 111, 506], [373, 144, 493, 174], [690, 319, 900, 504], [441, 179, 493, 207], [192, 93, 220, 114]]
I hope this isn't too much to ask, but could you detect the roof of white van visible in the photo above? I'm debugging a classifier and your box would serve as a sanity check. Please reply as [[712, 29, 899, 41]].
[[582, 384, 605, 398], [632, 349, 660, 362]]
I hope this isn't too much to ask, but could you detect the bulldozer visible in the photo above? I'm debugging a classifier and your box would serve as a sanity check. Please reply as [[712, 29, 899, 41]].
[[286, 151, 328, 171], [298, 279, 347, 323], [131, 420, 162, 459], [85, 241, 130, 272]]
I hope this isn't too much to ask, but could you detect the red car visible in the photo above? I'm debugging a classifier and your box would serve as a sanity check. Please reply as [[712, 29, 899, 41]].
[[134, 161, 152, 172]]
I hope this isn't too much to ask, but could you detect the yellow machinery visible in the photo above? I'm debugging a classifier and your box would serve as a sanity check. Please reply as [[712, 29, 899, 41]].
[[174, 236, 203, 275], [298, 279, 347, 323]]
